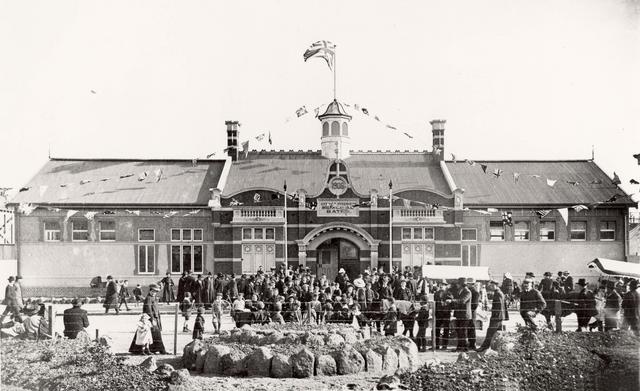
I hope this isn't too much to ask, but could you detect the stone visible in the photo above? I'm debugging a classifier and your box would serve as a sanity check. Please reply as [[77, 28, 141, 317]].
[[479, 348, 499, 358], [270, 353, 293, 378], [326, 333, 345, 346], [490, 331, 517, 352], [251, 333, 266, 345], [98, 336, 113, 352], [377, 374, 401, 390], [194, 349, 207, 372], [266, 331, 285, 345], [457, 352, 469, 363], [394, 348, 410, 371], [245, 347, 273, 377], [203, 345, 232, 375], [221, 350, 248, 376], [315, 354, 337, 376], [139, 356, 157, 372], [155, 363, 175, 379], [282, 333, 300, 344], [394, 336, 419, 370], [182, 339, 205, 370], [375, 346, 398, 373], [75, 330, 92, 344], [362, 349, 383, 373], [305, 333, 325, 346], [423, 358, 441, 369], [334, 345, 365, 375], [169, 369, 191, 385], [240, 329, 258, 344], [291, 347, 315, 378]]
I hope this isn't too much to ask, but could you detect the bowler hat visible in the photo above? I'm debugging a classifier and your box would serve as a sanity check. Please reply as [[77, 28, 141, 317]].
[[440, 279, 449, 286], [544, 272, 552, 277], [466, 277, 476, 284], [576, 278, 588, 286], [457, 277, 466, 285], [605, 280, 616, 290], [7, 276, 14, 282]]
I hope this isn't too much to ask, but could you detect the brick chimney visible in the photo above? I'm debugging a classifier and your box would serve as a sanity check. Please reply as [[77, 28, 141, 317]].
[[226, 121, 239, 161], [430, 119, 445, 160]]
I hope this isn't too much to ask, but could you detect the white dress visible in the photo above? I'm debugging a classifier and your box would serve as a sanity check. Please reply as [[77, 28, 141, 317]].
[[135, 320, 153, 346]]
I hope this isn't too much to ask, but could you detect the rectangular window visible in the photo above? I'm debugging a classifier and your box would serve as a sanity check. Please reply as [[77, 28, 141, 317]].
[[265, 228, 275, 240], [182, 229, 192, 241], [99, 220, 116, 241], [171, 229, 181, 241], [600, 221, 616, 241], [138, 245, 155, 274], [489, 221, 504, 241], [254, 228, 263, 240], [138, 229, 155, 242], [570, 221, 587, 241], [243, 228, 252, 240], [44, 222, 61, 242], [402, 228, 412, 240], [539, 221, 555, 241], [170, 245, 203, 274], [514, 222, 530, 241], [71, 220, 89, 241], [462, 244, 478, 266], [462, 228, 477, 241], [193, 229, 203, 241], [172, 228, 203, 241], [424, 227, 434, 240], [413, 228, 423, 240]]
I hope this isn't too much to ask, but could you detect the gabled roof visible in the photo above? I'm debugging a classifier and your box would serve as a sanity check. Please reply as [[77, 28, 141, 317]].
[[10, 158, 226, 206], [446, 160, 635, 206], [221, 150, 451, 197]]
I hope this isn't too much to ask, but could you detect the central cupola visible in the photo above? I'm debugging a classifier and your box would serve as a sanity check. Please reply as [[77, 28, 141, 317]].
[[318, 99, 352, 159]]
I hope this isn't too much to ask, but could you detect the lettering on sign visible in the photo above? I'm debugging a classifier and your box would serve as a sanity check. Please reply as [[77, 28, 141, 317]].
[[328, 176, 348, 197], [316, 198, 359, 217]]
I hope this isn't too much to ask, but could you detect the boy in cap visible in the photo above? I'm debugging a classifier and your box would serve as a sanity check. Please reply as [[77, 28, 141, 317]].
[[63, 298, 90, 339], [211, 292, 224, 334], [415, 302, 430, 352], [132, 284, 143, 307]]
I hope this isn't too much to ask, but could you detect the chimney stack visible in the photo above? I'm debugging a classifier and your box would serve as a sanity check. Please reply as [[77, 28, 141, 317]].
[[430, 119, 445, 160], [226, 121, 239, 161]]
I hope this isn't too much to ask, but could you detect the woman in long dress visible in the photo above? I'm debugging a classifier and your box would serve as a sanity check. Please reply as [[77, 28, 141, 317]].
[[129, 283, 167, 354], [103, 276, 119, 314], [176, 272, 187, 302], [159, 272, 175, 303]]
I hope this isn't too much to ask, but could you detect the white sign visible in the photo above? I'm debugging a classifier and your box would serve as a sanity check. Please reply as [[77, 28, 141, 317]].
[[317, 198, 359, 217]]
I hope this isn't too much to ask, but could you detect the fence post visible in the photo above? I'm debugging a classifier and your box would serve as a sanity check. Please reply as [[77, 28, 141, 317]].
[[95, 329, 99, 341], [174, 303, 179, 355], [47, 304, 54, 337], [430, 301, 436, 354], [554, 300, 562, 332]]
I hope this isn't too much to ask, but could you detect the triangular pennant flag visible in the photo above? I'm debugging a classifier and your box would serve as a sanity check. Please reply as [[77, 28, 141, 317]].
[[163, 211, 178, 219], [138, 172, 148, 181], [84, 211, 98, 220], [125, 209, 141, 216], [451, 153, 457, 163], [206, 152, 216, 158], [403, 132, 414, 139], [99, 178, 110, 182], [612, 172, 621, 185], [120, 174, 134, 179], [572, 205, 588, 212], [631, 179, 639, 185], [255, 133, 265, 141], [557, 208, 569, 226], [18, 187, 30, 192], [566, 181, 579, 186], [296, 106, 308, 117], [80, 179, 91, 185], [634, 153, 640, 165], [513, 172, 520, 183], [374, 115, 381, 121], [590, 179, 603, 185], [39, 185, 48, 197], [386, 124, 397, 130], [546, 179, 557, 187], [465, 159, 476, 166], [154, 169, 163, 183], [605, 194, 620, 203], [535, 209, 551, 218], [60, 183, 69, 188], [65, 210, 78, 221], [18, 203, 36, 215], [481, 164, 488, 173], [362, 108, 369, 115], [268, 132, 272, 145], [493, 169, 503, 178]]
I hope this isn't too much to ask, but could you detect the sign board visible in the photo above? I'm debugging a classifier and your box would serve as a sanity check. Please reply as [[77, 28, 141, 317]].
[[317, 198, 359, 217], [328, 176, 349, 197]]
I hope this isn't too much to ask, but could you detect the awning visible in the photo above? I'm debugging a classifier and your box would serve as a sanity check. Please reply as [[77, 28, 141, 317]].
[[421, 265, 491, 281], [587, 258, 640, 279]]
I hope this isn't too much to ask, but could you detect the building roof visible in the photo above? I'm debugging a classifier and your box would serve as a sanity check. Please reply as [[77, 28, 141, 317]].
[[318, 100, 352, 120], [10, 158, 226, 206], [446, 160, 635, 206], [221, 150, 451, 197]]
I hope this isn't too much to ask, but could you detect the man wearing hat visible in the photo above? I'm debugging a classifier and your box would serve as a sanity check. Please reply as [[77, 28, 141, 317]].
[[603, 280, 622, 332], [136, 283, 167, 354], [575, 278, 596, 332], [477, 279, 508, 352], [335, 268, 350, 293], [103, 275, 119, 315], [538, 272, 556, 325], [451, 277, 472, 351], [563, 271, 574, 292], [0, 276, 21, 324], [622, 279, 640, 336], [434, 279, 453, 349], [63, 298, 90, 339], [520, 278, 546, 330]]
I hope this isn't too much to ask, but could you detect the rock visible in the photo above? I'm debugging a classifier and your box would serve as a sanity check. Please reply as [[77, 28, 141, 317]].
[[240, 324, 254, 331], [221, 350, 248, 376], [270, 353, 293, 378], [169, 369, 191, 385], [394, 348, 410, 371], [282, 333, 300, 344], [334, 345, 365, 375], [240, 329, 258, 344], [338, 330, 359, 344], [479, 348, 499, 357], [424, 358, 440, 368], [245, 347, 273, 377], [291, 348, 315, 378], [139, 356, 157, 372], [306, 333, 325, 346], [266, 331, 285, 345], [376, 374, 401, 390], [194, 349, 207, 372], [155, 363, 175, 379], [98, 336, 113, 352], [203, 345, 232, 375], [376, 346, 399, 373], [394, 336, 419, 370], [490, 331, 517, 352], [457, 352, 469, 363], [326, 333, 345, 346], [182, 339, 205, 370], [315, 354, 337, 376], [251, 333, 266, 345], [362, 349, 383, 373], [75, 330, 92, 344]]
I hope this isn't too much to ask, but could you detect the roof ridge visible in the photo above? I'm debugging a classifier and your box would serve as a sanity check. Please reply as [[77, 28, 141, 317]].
[[445, 159, 593, 163], [49, 158, 225, 162]]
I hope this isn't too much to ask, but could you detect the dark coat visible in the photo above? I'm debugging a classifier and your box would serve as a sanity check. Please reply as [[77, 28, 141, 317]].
[[177, 275, 188, 302], [604, 290, 622, 311], [143, 294, 162, 330], [192, 314, 205, 339], [104, 281, 118, 308], [160, 276, 175, 302], [393, 287, 413, 301], [434, 289, 453, 318], [2, 284, 18, 306], [623, 289, 640, 321], [490, 289, 509, 321], [453, 286, 472, 320], [520, 288, 546, 312], [63, 306, 89, 338]]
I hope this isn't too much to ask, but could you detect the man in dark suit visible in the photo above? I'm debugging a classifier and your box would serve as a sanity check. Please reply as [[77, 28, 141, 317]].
[[63, 298, 90, 339], [451, 277, 472, 351], [477, 280, 508, 351], [519, 278, 546, 330], [623, 279, 640, 336], [575, 278, 596, 332], [434, 280, 453, 350], [467, 278, 480, 350]]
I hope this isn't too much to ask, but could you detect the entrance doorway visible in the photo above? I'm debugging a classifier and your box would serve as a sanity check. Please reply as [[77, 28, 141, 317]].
[[316, 238, 360, 282]]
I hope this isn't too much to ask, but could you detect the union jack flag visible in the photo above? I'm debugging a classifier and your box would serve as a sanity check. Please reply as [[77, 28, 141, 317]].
[[303, 41, 335, 70]]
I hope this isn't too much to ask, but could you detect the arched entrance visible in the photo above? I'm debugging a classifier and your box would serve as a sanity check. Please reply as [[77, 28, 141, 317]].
[[296, 222, 380, 281]]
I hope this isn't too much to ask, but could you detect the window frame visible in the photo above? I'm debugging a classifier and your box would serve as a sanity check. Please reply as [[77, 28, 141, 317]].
[[171, 228, 204, 242], [539, 221, 556, 242], [170, 244, 204, 274], [514, 221, 530, 241], [570, 221, 587, 241], [599, 221, 616, 241], [44, 221, 61, 242], [461, 228, 477, 241], [138, 228, 155, 242], [489, 221, 505, 241], [138, 244, 156, 274], [462, 244, 478, 266], [242, 227, 276, 242], [71, 219, 89, 242], [98, 220, 116, 242]]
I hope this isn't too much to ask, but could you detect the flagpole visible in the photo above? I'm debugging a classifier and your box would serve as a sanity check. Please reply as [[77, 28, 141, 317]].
[[283, 181, 288, 272], [333, 45, 337, 100], [388, 180, 393, 274]]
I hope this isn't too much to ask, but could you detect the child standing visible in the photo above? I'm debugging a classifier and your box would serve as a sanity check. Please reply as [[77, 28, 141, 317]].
[[135, 313, 153, 355], [271, 302, 285, 324], [415, 303, 430, 352], [211, 292, 224, 334], [193, 306, 205, 340], [383, 303, 398, 336], [132, 284, 143, 307], [180, 292, 193, 332]]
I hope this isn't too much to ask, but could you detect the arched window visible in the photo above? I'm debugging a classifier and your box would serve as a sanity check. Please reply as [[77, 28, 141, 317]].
[[322, 122, 329, 137], [331, 121, 340, 136], [342, 122, 349, 136]]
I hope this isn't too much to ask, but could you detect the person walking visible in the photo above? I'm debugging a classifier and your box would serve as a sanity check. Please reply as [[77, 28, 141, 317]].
[[103, 276, 119, 314], [0, 276, 22, 324], [129, 283, 167, 354], [134, 313, 153, 355], [63, 298, 90, 339], [434, 280, 453, 350], [477, 279, 508, 352], [176, 272, 187, 302], [180, 292, 194, 332], [519, 278, 546, 330], [451, 278, 472, 352], [132, 284, 143, 307], [575, 279, 597, 332], [415, 302, 430, 352], [622, 279, 640, 336], [118, 280, 131, 311], [159, 272, 175, 304]]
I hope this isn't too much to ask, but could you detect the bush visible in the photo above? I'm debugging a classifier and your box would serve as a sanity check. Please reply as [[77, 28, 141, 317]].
[[1, 338, 169, 390]]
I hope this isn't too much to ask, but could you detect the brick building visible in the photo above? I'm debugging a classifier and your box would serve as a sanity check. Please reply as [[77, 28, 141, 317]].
[[7, 99, 637, 293]]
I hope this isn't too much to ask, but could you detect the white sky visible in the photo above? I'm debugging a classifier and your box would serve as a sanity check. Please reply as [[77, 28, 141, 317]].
[[1, 0, 639, 205]]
